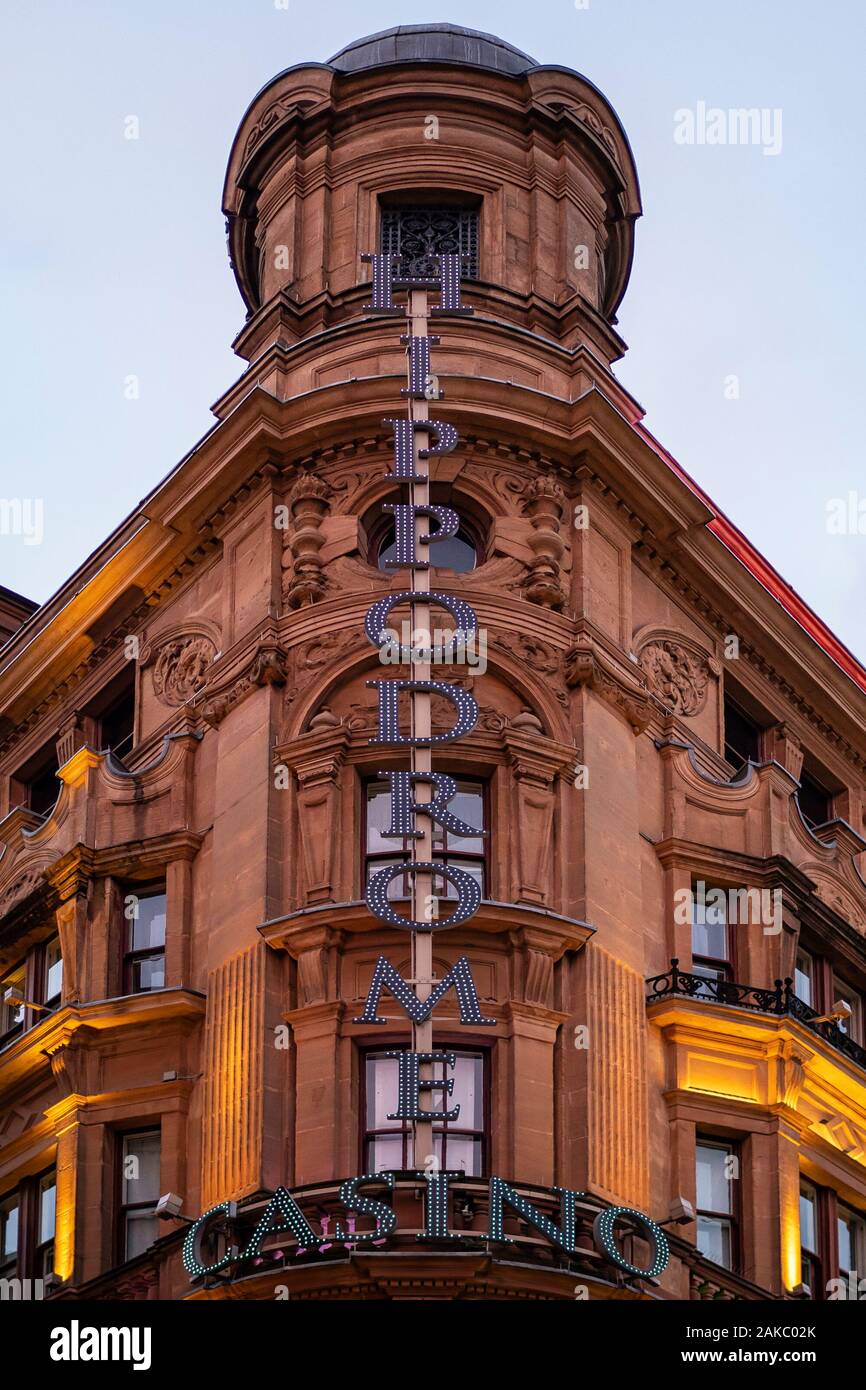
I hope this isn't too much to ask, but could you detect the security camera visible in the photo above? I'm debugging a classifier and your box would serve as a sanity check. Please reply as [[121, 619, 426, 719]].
[[812, 1000, 853, 1025], [3, 985, 48, 1013], [664, 1197, 696, 1226], [155, 1192, 185, 1220]]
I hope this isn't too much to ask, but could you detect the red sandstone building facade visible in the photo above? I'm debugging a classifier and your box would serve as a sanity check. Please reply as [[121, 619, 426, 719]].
[[2, 24, 866, 1303]]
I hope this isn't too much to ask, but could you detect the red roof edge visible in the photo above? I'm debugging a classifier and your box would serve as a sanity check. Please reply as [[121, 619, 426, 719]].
[[632, 422, 866, 700]]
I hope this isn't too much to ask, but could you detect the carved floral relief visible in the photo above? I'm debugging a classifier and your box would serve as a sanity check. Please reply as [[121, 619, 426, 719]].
[[151, 636, 217, 706], [638, 638, 716, 717]]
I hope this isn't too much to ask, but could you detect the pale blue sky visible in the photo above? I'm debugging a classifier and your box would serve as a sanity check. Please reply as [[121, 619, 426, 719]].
[[2, 1, 864, 659]]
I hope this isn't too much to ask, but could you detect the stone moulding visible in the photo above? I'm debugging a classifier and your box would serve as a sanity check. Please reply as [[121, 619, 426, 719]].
[[564, 634, 651, 734], [192, 632, 288, 728]]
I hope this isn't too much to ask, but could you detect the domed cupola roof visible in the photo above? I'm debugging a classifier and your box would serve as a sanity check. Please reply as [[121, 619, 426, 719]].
[[328, 23, 537, 75]]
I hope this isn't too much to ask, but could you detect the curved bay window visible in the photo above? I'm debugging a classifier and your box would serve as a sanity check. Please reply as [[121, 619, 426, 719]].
[[363, 1048, 487, 1176], [365, 776, 486, 902]]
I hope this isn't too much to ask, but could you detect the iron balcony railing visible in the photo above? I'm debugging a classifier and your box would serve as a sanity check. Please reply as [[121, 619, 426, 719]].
[[646, 958, 866, 1073]]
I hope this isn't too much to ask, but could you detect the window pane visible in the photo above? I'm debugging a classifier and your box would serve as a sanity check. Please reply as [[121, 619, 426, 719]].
[[800, 1185, 817, 1254], [366, 1055, 401, 1130], [0, 1193, 19, 1261], [795, 951, 813, 1006], [368, 1133, 403, 1174], [125, 1212, 159, 1260], [365, 784, 394, 852], [692, 888, 728, 962], [446, 786, 484, 852], [838, 1207, 865, 1278], [39, 1173, 56, 1243], [442, 1135, 482, 1176], [123, 1132, 161, 1204], [132, 955, 165, 993], [128, 894, 167, 952], [696, 1143, 732, 1213], [450, 1053, 484, 1130], [45, 938, 63, 1004], [697, 1214, 732, 1269], [433, 858, 483, 901]]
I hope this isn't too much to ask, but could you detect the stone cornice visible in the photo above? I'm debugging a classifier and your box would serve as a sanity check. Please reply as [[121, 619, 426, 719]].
[[648, 996, 866, 1174], [0, 989, 206, 1106], [259, 898, 594, 954]]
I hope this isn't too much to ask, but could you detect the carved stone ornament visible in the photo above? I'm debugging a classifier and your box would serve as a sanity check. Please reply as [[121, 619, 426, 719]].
[[152, 635, 217, 706], [199, 638, 288, 728], [565, 636, 652, 735], [281, 473, 332, 610], [521, 474, 567, 611], [638, 639, 715, 717]]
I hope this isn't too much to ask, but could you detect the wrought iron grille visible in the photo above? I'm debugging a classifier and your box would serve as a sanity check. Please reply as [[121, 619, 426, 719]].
[[380, 204, 479, 281], [646, 958, 866, 1073]]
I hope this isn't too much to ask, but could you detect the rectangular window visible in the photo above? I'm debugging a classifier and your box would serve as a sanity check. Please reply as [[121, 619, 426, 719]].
[[1, 936, 65, 1048], [695, 1139, 738, 1271], [0, 1168, 56, 1280], [363, 1048, 486, 1177], [43, 936, 63, 1009], [837, 1203, 866, 1283], [123, 889, 167, 994], [794, 945, 866, 1047], [365, 777, 486, 904], [800, 1181, 824, 1297], [0, 1191, 19, 1277], [794, 949, 814, 1007], [119, 1130, 161, 1262], [798, 769, 832, 830], [90, 667, 136, 763], [37, 1172, 56, 1277], [723, 696, 762, 772], [13, 738, 61, 819], [691, 885, 733, 991]]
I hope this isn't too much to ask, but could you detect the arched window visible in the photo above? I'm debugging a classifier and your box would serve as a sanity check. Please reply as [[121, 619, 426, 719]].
[[364, 490, 488, 574]]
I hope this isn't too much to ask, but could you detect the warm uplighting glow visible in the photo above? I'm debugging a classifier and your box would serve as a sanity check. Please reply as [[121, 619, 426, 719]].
[[54, 1157, 76, 1282], [781, 1199, 801, 1293]]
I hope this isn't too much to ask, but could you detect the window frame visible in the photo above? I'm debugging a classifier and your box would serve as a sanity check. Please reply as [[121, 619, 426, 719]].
[[0, 1165, 56, 1282], [121, 885, 168, 996], [365, 495, 488, 575], [690, 882, 736, 985], [694, 1135, 741, 1274], [363, 774, 488, 906], [793, 943, 866, 1046], [800, 1179, 834, 1299], [837, 1200, 866, 1285], [0, 935, 64, 1050], [360, 1043, 490, 1178], [722, 695, 763, 772], [116, 1127, 162, 1266], [797, 767, 834, 830]]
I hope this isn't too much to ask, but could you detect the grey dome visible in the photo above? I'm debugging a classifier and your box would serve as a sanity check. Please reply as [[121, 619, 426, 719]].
[[328, 24, 537, 76]]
